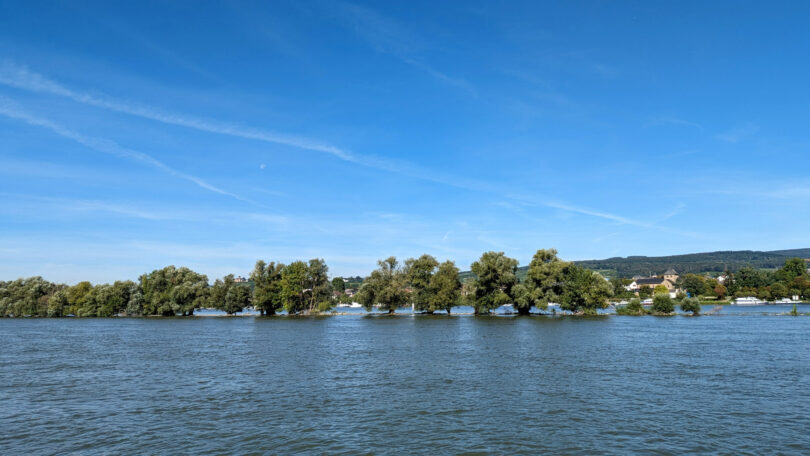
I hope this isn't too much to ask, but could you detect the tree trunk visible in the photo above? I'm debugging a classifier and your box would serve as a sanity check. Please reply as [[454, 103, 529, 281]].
[[388, 308, 395, 315], [517, 307, 530, 316]]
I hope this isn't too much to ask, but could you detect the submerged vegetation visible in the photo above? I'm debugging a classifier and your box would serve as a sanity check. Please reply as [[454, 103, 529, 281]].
[[0, 250, 807, 318]]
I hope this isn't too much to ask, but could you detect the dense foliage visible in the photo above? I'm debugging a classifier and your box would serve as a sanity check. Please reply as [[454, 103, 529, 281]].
[[356, 257, 409, 314], [2, 251, 805, 318], [466, 251, 519, 315], [404, 255, 461, 313], [651, 294, 675, 314]]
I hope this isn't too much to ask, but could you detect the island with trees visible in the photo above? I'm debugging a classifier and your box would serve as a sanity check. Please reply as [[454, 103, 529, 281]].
[[0, 248, 807, 318]]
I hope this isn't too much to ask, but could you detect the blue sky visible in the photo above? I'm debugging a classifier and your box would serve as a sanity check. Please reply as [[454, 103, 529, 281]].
[[1, 0, 809, 283]]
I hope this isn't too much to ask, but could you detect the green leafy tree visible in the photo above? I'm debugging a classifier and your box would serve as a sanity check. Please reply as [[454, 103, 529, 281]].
[[210, 275, 250, 314], [770, 282, 788, 299], [652, 293, 675, 314], [81, 283, 134, 317], [467, 251, 518, 315], [0, 277, 63, 317], [140, 266, 209, 316], [428, 260, 461, 314], [305, 259, 332, 313], [47, 289, 69, 317], [781, 258, 807, 281], [680, 274, 707, 298], [66, 281, 93, 316], [126, 288, 144, 316], [616, 297, 645, 315], [331, 277, 345, 294], [521, 249, 568, 314], [680, 297, 701, 315], [251, 260, 284, 315], [356, 257, 409, 314], [724, 273, 739, 296], [558, 264, 613, 315], [653, 284, 669, 295], [405, 254, 440, 313], [281, 261, 308, 314], [736, 267, 767, 289]]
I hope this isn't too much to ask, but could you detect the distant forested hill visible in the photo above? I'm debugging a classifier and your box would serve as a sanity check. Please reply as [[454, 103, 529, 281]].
[[459, 249, 810, 281], [575, 249, 810, 278]]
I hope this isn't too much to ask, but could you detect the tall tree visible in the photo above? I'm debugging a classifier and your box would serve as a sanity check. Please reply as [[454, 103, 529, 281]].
[[736, 267, 767, 289], [428, 260, 461, 314], [281, 261, 308, 314], [558, 264, 613, 314], [467, 251, 518, 315], [250, 260, 284, 315], [305, 259, 332, 313], [781, 258, 807, 281], [520, 248, 569, 314], [405, 254, 440, 313], [209, 274, 250, 315], [331, 277, 345, 294], [140, 266, 209, 316], [356, 257, 409, 314], [680, 274, 707, 298]]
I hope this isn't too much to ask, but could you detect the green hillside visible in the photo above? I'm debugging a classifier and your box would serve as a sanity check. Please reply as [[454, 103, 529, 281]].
[[459, 248, 810, 281]]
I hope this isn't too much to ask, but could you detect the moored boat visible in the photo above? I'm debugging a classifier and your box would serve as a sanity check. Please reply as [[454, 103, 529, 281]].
[[732, 296, 766, 306]]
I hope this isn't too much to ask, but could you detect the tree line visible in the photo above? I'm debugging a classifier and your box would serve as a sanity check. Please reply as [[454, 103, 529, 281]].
[[0, 249, 615, 317], [2, 250, 806, 318]]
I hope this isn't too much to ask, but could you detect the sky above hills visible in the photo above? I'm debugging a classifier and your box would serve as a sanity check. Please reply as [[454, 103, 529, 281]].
[[1, 0, 809, 283]]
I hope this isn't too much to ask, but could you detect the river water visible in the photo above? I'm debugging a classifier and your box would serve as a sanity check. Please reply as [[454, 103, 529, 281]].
[[2, 312, 809, 454]]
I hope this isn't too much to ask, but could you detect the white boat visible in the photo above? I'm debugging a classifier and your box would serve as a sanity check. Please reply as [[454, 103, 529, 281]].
[[774, 298, 795, 304], [732, 296, 766, 306]]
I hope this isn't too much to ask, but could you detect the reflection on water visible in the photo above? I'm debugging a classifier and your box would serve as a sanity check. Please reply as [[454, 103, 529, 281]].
[[1, 314, 809, 454]]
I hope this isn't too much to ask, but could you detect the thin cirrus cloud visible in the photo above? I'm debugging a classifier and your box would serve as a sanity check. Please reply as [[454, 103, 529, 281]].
[[334, 3, 475, 94], [0, 96, 249, 203], [0, 62, 492, 192], [0, 61, 360, 161], [0, 61, 683, 233]]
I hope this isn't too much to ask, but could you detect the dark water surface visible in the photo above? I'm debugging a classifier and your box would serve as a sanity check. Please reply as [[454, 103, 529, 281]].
[[2, 315, 809, 454]]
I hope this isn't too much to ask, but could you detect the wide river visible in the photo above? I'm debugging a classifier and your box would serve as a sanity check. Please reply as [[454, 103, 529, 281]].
[[2, 311, 809, 454]]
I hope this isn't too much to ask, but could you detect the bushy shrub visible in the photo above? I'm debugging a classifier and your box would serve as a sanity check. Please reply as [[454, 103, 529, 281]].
[[680, 297, 701, 315], [652, 293, 674, 314], [616, 297, 646, 315]]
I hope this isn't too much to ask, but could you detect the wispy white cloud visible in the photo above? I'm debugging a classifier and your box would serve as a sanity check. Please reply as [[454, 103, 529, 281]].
[[336, 3, 475, 94], [658, 202, 686, 222], [716, 122, 759, 143], [0, 61, 480, 185], [1, 193, 289, 224], [0, 62, 694, 238], [544, 200, 655, 229], [0, 61, 359, 162], [0, 97, 249, 203]]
